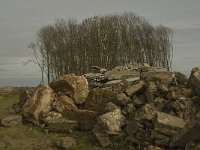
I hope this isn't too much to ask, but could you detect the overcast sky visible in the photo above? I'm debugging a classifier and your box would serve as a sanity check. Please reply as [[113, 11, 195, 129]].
[[0, 0, 200, 87]]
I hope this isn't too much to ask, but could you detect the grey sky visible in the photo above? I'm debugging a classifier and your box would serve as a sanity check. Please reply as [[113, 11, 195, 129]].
[[0, 0, 200, 87]]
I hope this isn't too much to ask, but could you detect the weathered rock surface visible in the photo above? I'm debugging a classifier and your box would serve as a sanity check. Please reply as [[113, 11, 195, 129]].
[[62, 109, 98, 130], [0, 115, 23, 127], [153, 111, 186, 136], [42, 111, 78, 133], [84, 87, 118, 113], [98, 109, 126, 132], [52, 95, 77, 113], [50, 74, 89, 104], [141, 69, 175, 85], [55, 137, 76, 149], [22, 85, 54, 124], [170, 120, 200, 147], [125, 80, 145, 96], [11, 65, 200, 149], [189, 67, 200, 96], [105, 67, 140, 80], [93, 125, 112, 147]]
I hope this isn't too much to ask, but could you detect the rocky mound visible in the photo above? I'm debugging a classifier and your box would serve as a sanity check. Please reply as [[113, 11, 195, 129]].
[[4, 64, 200, 150]]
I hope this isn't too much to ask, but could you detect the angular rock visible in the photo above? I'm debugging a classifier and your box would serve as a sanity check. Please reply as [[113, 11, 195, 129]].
[[158, 84, 169, 94], [93, 125, 112, 147], [145, 81, 158, 102], [132, 95, 146, 108], [134, 103, 157, 121], [116, 93, 131, 106], [153, 111, 186, 136], [151, 131, 170, 146], [50, 74, 89, 104], [62, 109, 98, 130], [175, 71, 188, 86], [43, 111, 78, 133], [1, 115, 23, 127], [98, 109, 126, 132], [55, 137, 76, 149], [141, 69, 175, 85], [189, 67, 200, 96], [104, 102, 119, 113], [125, 80, 145, 96], [105, 67, 140, 80], [52, 95, 77, 113], [170, 120, 200, 147], [22, 85, 54, 124], [168, 97, 195, 120], [84, 87, 118, 113]]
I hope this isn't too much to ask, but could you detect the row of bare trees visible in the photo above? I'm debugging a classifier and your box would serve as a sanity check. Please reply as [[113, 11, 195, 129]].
[[30, 12, 173, 84]]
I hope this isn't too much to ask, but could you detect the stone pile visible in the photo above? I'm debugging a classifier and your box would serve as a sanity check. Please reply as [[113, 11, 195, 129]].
[[6, 64, 200, 150]]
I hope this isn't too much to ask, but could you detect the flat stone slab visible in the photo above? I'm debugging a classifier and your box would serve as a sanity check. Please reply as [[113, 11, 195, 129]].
[[170, 120, 200, 147], [153, 111, 186, 136]]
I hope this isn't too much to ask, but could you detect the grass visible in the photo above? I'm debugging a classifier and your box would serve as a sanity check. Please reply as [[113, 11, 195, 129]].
[[0, 90, 112, 150]]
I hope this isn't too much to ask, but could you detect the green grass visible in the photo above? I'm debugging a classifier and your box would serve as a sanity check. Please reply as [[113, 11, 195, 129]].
[[0, 90, 111, 150]]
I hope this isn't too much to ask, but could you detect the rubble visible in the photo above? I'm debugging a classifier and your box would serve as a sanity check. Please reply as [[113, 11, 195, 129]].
[[170, 120, 200, 147], [7, 65, 200, 149], [0, 115, 23, 127]]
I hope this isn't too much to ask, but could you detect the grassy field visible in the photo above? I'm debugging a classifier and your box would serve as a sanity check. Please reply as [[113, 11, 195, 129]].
[[0, 90, 113, 150]]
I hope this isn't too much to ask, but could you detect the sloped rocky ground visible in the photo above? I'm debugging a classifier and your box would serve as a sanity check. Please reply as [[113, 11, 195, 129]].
[[1, 64, 200, 150]]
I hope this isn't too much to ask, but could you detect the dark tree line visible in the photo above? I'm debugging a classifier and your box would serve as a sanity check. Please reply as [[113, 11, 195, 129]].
[[30, 12, 173, 84]]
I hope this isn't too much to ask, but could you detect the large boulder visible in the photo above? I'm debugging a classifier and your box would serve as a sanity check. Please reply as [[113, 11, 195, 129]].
[[98, 109, 126, 132], [52, 95, 78, 113], [62, 109, 98, 130], [189, 67, 200, 96], [0, 115, 23, 127], [22, 85, 54, 124], [153, 111, 186, 136], [50, 74, 89, 104], [83, 87, 118, 113]]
